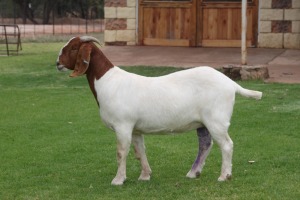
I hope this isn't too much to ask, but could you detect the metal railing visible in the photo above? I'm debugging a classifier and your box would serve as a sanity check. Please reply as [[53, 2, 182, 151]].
[[0, 24, 22, 55], [0, 0, 104, 38]]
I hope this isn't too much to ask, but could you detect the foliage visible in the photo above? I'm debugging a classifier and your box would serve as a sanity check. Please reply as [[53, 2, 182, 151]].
[[0, 43, 299, 199], [0, 0, 104, 24]]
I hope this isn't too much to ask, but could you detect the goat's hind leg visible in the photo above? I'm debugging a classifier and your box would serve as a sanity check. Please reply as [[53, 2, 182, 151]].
[[207, 124, 233, 181], [132, 134, 152, 181], [214, 132, 233, 181], [186, 127, 213, 178]]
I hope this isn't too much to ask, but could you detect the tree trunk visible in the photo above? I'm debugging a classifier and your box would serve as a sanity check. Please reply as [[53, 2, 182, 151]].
[[43, 2, 51, 24], [79, 0, 86, 19], [21, 0, 27, 24], [14, 0, 38, 24]]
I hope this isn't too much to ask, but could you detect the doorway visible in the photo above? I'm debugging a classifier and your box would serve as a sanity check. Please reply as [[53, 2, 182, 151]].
[[138, 0, 258, 47], [138, 0, 197, 46]]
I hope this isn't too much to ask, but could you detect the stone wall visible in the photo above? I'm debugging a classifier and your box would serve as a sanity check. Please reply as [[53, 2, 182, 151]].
[[103, 0, 299, 49], [104, 0, 137, 46], [259, 0, 300, 49]]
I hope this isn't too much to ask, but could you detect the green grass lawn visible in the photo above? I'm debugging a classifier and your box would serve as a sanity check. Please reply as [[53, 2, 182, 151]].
[[0, 43, 299, 200]]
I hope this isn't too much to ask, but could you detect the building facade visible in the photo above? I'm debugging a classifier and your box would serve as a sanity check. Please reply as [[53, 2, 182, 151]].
[[104, 0, 300, 49]]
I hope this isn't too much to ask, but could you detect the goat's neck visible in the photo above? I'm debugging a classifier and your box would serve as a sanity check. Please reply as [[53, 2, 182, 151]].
[[86, 47, 114, 106]]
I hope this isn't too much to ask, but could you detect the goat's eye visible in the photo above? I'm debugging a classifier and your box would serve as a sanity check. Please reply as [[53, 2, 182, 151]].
[[70, 46, 78, 51]]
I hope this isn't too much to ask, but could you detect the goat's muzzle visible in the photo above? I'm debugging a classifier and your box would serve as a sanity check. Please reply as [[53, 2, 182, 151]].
[[56, 62, 68, 72]]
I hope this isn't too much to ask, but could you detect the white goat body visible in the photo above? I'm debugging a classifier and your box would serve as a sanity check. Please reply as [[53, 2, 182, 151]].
[[96, 66, 260, 135], [56, 36, 262, 185]]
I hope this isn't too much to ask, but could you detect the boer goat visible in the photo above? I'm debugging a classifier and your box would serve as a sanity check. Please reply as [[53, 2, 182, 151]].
[[56, 36, 262, 185]]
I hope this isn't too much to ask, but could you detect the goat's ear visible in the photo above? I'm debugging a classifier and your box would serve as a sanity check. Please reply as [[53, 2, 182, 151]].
[[70, 44, 92, 77]]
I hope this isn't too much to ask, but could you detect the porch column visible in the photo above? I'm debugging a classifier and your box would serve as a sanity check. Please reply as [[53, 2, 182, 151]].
[[104, 0, 137, 46]]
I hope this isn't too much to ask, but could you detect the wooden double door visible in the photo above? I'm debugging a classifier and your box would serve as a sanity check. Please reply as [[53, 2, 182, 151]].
[[138, 0, 258, 47]]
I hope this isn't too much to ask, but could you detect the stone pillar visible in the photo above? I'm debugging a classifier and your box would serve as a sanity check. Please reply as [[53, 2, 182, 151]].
[[104, 0, 137, 46], [258, 0, 300, 49]]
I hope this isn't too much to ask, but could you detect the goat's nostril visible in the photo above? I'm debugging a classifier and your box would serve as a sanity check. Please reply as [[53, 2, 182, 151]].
[[56, 61, 60, 66]]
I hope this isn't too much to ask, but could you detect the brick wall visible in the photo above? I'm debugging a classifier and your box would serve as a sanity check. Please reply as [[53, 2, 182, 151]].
[[104, 0, 299, 49], [259, 0, 300, 49], [104, 0, 136, 46]]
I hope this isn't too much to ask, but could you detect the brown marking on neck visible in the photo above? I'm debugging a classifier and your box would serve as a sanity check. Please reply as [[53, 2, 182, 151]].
[[85, 43, 114, 106]]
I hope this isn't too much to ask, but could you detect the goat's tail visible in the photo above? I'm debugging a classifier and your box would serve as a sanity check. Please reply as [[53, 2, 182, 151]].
[[235, 84, 262, 100]]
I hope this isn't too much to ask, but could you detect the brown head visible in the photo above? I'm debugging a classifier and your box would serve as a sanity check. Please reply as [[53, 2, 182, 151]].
[[56, 36, 114, 105], [56, 36, 111, 77]]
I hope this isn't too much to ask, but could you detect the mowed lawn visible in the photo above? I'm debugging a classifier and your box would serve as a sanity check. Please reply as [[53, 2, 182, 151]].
[[0, 43, 299, 200]]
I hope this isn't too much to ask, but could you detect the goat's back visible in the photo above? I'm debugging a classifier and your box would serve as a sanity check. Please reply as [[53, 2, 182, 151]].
[[95, 66, 237, 134]]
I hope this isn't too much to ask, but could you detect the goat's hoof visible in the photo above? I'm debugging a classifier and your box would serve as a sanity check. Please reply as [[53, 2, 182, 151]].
[[186, 170, 200, 179], [138, 174, 151, 181], [111, 177, 126, 186], [218, 174, 232, 182], [138, 170, 151, 181]]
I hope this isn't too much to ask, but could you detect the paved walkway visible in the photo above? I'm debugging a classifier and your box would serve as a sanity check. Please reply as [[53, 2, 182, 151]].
[[102, 46, 300, 84]]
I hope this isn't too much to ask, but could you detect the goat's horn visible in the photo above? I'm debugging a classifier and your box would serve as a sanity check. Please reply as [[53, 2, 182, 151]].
[[80, 36, 101, 46]]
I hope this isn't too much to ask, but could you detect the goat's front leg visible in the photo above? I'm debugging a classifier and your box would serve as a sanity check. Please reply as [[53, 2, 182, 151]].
[[132, 134, 152, 181], [111, 129, 132, 186], [186, 127, 213, 178]]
